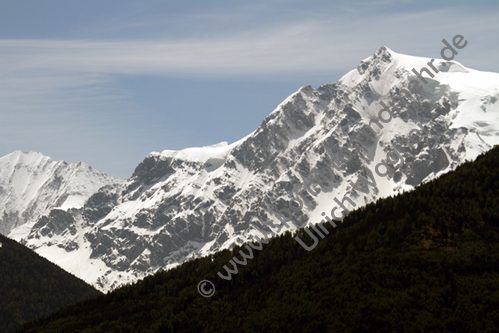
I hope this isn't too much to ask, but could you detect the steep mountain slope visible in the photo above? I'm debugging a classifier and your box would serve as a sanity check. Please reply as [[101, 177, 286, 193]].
[[0, 151, 122, 236], [0, 233, 101, 333], [9, 46, 499, 292], [17, 145, 499, 333]]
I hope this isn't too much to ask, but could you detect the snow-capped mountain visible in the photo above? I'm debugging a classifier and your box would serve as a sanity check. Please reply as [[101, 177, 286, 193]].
[[0, 151, 122, 236], [7, 46, 499, 292]]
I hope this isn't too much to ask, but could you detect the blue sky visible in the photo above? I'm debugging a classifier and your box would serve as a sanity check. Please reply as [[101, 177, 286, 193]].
[[1, 0, 498, 177]]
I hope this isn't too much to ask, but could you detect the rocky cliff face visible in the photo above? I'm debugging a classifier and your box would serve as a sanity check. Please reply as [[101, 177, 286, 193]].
[[7, 46, 499, 292], [0, 151, 122, 236]]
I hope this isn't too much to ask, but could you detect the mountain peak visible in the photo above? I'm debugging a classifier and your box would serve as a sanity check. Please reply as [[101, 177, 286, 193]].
[[338, 46, 398, 88], [357, 46, 393, 73], [2, 150, 52, 165], [0, 150, 122, 236]]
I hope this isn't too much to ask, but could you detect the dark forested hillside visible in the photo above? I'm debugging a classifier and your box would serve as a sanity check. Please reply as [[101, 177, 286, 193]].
[[18, 146, 499, 333], [0, 234, 101, 333]]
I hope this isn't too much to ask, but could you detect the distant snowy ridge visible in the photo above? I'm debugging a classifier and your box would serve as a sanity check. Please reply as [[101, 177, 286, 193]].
[[0, 151, 122, 236], [5, 46, 499, 292]]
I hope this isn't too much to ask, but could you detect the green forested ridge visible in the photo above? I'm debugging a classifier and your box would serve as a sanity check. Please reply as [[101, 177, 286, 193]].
[[0, 234, 101, 333], [17, 145, 499, 332]]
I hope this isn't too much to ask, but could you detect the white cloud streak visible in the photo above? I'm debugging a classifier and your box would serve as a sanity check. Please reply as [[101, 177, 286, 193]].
[[1, 7, 497, 116], [2, 9, 498, 78]]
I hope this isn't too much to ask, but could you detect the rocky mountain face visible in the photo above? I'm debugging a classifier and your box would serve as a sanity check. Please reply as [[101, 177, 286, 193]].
[[0, 151, 122, 236], [5, 46, 499, 292]]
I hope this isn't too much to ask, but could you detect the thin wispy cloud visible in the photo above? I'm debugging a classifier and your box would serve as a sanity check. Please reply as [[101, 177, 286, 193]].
[[2, 7, 497, 116], [2, 9, 497, 78]]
